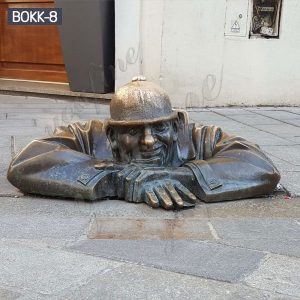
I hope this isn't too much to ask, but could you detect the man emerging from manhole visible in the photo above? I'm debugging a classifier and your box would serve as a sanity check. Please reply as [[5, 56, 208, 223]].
[[7, 77, 280, 210]]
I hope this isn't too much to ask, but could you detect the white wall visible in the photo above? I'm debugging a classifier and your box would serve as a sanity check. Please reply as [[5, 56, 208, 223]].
[[116, 0, 300, 108]]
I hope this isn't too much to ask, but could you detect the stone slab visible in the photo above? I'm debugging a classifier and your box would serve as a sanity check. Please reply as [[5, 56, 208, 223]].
[[0, 196, 205, 220], [231, 130, 296, 146], [211, 108, 256, 115], [0, 150, 13, 172], [57, 262, 294, 300], [0, 215, 90, 245], [90, 199, 209, 220], [0, 288, 21, 300], [261, 145, 300, 166], [244, 254, 300, 298], [88, 217, 214, 240], [252, 110, 300, 120], [1, 127, 48, 136], [284, 119, 300, 127], [254, 124, 300, 140], [0, 240, 122, 295], [211, 218, 300, 257], [265, 153, 300, 172], [0, 196, 98, 218], [0, 107, 107, 114], [228, 114, 283, 125], [282, 107, 300, 115], [5, 112, 107, 120], [206, 197, 300, 218], [0, 119, 35, 128], [280, 172, 300, 196], [187, 111, 231, 122], [0, 176, 23, 197], [200, 121, 253, 133], [70, 239, 265, 283], [0, 101, 100, 109]]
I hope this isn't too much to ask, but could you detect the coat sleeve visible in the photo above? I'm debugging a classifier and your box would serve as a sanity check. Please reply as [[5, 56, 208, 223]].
[[184, 125, 281, 202], [7, 120, 117, 200]]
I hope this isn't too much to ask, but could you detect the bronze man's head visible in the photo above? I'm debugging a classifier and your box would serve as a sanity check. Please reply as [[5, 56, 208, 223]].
[[106, 77, 179, 166]]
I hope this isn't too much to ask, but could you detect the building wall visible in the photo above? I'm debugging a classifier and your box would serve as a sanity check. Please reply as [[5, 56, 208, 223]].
[[116, 0, 300, 108]]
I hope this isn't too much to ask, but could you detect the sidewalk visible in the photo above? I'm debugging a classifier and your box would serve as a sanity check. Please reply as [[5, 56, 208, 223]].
[[0, 94, 299, 299]]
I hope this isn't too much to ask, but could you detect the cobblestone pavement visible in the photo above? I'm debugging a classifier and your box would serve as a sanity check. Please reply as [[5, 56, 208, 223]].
[[0, 94, 299, 299]]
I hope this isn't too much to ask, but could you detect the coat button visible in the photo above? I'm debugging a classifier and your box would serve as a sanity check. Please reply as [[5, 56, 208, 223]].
[[209, 178, 217, 185], [80, 174, 89, 180]]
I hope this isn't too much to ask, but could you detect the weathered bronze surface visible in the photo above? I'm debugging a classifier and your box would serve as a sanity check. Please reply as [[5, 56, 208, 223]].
[[7, 77, 280, 210]]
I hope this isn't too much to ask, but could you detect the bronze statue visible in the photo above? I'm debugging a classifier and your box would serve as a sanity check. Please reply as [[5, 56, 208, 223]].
[[7, 77, 280, 210]]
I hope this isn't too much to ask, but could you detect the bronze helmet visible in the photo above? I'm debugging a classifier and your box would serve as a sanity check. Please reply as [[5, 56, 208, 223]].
[[108, 76, 178, 125]]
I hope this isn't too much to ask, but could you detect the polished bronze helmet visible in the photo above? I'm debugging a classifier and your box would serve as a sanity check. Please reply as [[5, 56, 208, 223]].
[[108, 76, 178, 125]]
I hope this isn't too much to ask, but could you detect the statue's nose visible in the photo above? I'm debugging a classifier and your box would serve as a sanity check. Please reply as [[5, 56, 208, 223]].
[[141, 126, 155, 147]]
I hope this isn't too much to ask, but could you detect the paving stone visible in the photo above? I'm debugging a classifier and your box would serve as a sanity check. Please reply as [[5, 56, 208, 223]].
[[0, 196, 96, 218], [0, 107, 108, 115], [0, 149, 12, 171], [261, 145, 300, 166], [0, 196, 92, 244], [88, 217, 214, 240], [0, 102, 99, 109], [264, 153, 300, 172], [0, 94, 25, 102], [0, 215, 90, 245], [244, 254, 300, 298], [69, 239, 266, 283], [0, 196, 205, 220], [0, 119, 35, 128], [206, 197, 300, 219], [90, 199, 209, 219], [5, 112, 106, 120], [282, 107, 300, 115], [0, 176, 23, 197], [57, 263, 293, 300], [280, 172, 300, 196], [290, 136, 300, 144], [210, 218, 300, 257], [0, 136, 10, 147], [187, 111, 231, 122], [254, 124, 300, 140], [211, 108, 256, 115], [253, 110, 300, 120], [283, 119, 300, 127], [1, 127, 48, 136], [200, 125, 296, 146], [0, 240, 122, 295], [228, 114, 283, 125], [197, 120, 253, 132], [0, 288, 21, 300], [194, 122, 294, 147], [231, 130, 296, 146], [35, 116, 109, 130]]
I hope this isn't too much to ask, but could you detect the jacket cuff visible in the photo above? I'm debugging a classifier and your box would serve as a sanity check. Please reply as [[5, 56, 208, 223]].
[[185, 161, 222, 191]]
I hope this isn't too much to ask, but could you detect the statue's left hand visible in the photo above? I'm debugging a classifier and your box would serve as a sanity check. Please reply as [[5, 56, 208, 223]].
[[142, 180, 197, 210], [117, 167, 197, 210]]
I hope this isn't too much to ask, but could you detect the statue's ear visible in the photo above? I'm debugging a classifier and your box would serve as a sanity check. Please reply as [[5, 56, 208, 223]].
[[106, 126, 118, 150], [172, 119, 179, 142], [176, 110, 189, 129]]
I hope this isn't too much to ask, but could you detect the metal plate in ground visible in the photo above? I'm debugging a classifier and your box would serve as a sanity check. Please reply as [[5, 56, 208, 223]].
[[88, 218, 214, 240]]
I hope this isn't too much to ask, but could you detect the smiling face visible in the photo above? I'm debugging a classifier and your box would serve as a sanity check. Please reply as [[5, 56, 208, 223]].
[[107, 120, 178, 166]]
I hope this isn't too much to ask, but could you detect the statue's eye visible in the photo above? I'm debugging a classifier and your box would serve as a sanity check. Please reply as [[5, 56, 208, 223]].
[[128, 128, 138, 136], [153, 123, 167, 132]]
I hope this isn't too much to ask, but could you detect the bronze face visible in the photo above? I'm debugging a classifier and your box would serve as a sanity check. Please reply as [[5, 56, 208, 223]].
[[107, 119, 178, 166]]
